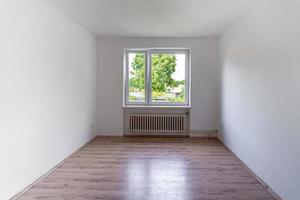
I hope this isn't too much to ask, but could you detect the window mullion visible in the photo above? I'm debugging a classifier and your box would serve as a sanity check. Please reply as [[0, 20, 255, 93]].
[[146, 51, 151, 105]]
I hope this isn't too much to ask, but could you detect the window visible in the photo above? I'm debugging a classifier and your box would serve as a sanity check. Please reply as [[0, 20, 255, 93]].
[[124, 49, 190, 106]]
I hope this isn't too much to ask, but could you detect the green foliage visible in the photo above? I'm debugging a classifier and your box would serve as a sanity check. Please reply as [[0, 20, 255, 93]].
[[152, 91, 185, 103], [151, 54, 180, 92], [129, 53, 145, 91], [170, 92, 185, 103], [129, 95, 137, 101]]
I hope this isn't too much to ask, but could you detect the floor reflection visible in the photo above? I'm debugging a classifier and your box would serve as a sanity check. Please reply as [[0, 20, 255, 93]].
[[127, 158, 187, 200]]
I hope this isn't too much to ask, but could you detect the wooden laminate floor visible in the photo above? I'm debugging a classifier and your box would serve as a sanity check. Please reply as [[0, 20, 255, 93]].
[[18, 137, 276, 200]]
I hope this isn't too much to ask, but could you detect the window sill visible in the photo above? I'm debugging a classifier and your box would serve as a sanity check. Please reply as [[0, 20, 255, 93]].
[[123, 105, 191, 109]]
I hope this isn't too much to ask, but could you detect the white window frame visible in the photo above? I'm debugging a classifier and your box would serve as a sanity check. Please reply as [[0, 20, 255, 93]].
[[123, 48, 191, 107]]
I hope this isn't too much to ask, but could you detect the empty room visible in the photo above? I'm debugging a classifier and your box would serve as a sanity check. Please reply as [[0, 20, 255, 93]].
[[1, 0, 299, 199]]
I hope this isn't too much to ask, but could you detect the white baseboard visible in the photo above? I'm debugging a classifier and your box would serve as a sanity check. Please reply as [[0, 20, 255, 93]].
[[10, 137, 96, 200], [190, 130, 218, 137], [96, 131, 123, 136], [96, 130, 218, 137], [219, 138, 282, 200]]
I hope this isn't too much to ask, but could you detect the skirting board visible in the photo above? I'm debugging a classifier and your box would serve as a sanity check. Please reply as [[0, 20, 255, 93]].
[[219, 138, 283, 200], [97, 130, 218, 138], [97, 131, 123, 136], [190, 130, 218, 137], [9, 137, 96, 200]]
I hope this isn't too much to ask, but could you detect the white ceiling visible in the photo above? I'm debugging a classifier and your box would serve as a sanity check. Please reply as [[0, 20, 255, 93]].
[[47, 0, 255, 37]]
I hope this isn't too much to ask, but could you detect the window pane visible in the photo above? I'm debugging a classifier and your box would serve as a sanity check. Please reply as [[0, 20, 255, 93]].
[[151, 53, 186, 103], [128, 52, 146, 103]]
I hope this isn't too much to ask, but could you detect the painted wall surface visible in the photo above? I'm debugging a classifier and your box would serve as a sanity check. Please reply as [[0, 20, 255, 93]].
[[0, 0, 98, 199], [97, 37, 221, 135], [220, 0, 300, 199]]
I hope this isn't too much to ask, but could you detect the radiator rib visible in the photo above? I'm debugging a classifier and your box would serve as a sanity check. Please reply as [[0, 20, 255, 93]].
[[128, 113, 188, 136]]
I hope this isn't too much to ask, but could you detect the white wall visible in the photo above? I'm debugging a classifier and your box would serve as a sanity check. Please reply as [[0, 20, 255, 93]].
[[97, 37, 220, 135], [0, 0, 98, 199], [220, 0, 300, 199]]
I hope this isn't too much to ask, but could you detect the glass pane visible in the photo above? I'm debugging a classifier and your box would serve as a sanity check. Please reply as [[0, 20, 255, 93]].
[[151, 53, 186, 103], [128, 52, 146, 103]]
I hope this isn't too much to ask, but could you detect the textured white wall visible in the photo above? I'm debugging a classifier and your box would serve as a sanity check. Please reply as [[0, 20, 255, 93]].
[[0, 0, 98, 199], [220, 0, 300, 199], [97, 37, 221, 135]]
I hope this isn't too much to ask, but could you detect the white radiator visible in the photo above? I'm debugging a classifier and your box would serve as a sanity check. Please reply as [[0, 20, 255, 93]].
[[124, 110, 190, 136]]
